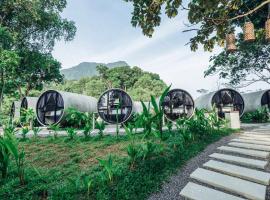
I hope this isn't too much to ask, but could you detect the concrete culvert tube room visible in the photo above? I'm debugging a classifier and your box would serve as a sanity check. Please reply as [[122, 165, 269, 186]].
[[10, 101, 21, 121], [36, 90, 98, 126], [97, 89, 133, 124], [195, 88, 245, 118], [20, 97, 38, 114], [161, 89, 195, 121], [242, 89, 270, 113]]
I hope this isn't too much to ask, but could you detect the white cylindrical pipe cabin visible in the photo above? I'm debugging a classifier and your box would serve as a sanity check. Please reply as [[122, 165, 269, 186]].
[[97, 89, 133, 124], [10, 101, 21, 121], [100, 88, 195, 124], [195, 88, 245, 118], [36, 90, 98, 126], [161, 89, 195, 121], [20, 97, 38, 114], [242, 90, 270, 113]]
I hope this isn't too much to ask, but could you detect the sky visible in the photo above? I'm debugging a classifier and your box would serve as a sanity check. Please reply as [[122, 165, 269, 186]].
[[52, 0, 268, 98]]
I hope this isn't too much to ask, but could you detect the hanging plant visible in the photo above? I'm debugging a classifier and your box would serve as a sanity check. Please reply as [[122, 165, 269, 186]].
[[226, 33, 237, 52], [243, 21, 255, 42]]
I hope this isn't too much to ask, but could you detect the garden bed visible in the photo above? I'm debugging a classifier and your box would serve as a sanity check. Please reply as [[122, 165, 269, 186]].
[[0, 128, 234, 200]]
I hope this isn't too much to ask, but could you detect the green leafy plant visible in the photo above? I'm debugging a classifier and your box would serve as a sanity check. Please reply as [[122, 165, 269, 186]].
[[138, 101, 153, 138], [166, 121, 173, 133], [66, 128, 77, 140], [65, 108, 93, 129], [82, 175, 93, 197], [241, 107, 269, 123], [32, 127, 41, 138], [150, 85, 171, 140], [49, 124, 60, 139], [97, 155, 115, 183], [126, 144, 139, 169], [20, 108, 36, 129], [83, 124, 92, 139], [21, 126, 29, 140], [5, 133, 26, 185], [0, 132, 12, 179], [95, 120, 105, 137]]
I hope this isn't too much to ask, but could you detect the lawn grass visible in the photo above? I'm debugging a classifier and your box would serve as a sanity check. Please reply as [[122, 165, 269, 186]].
[[0, 129, 234, 200]]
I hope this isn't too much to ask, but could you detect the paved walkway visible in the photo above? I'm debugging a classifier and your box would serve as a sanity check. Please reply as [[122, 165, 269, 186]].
[[180, 127, 270, 200]]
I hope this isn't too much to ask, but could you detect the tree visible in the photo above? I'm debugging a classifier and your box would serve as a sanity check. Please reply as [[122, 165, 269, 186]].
[[0, 0, 76, 96], [0, 0, 76, 52], [128, 74, 167, 101], [205, 30, 270, 88], [15, 50, 63, 97], [0, 50, 20, 111], [124, 0, 269, 51]]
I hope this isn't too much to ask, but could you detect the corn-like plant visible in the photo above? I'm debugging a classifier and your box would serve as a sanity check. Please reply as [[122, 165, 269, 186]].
[[95, 120, 105, 137], [83, 124, 92, 139], [166, 121, 173, 133], [5, 133, 26, 185], [0, 135, 11, 179], [20, 108, 36, 129], [139, 101, 153, 138], [32, 127, 41, 138], [82, 175, 93, 196], [21, 126, 29, 140], [97, 155, 115, 183], [151, 85, 171, 140], [66, 128, 77, 140], [49, 124, 60, 139], [126, 144, 139, 169]]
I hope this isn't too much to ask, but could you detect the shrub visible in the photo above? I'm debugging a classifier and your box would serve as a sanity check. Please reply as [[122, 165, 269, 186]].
[[95, 121, 105, 137], [65, 108, 93, 129], [241, 107, 269, 123], [21, 127, 29, 140], [49, 124, 60, 139], [32, 127, 41, 138], [66, 128, 77, 140], [97, 155, 115, 183]]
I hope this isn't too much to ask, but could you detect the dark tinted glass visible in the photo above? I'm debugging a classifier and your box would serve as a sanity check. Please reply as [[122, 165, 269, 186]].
[[162, 89, 194, 121], [98, 89, 133, 124], [37, 91, 64, 125]]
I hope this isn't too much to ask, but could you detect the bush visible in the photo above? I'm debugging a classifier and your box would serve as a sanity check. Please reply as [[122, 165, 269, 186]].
[[64, 108, 93, 129], [241, 107, 269, 123]]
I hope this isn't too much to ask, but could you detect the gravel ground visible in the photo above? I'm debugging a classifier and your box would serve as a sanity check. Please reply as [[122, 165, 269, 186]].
[[148, 125, 270, 200]]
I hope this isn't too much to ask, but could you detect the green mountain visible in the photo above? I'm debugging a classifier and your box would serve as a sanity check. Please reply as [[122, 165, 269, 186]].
[[61, 61, 129, 80]]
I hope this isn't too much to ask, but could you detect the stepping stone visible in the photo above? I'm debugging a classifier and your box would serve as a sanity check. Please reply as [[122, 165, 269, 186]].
[[244, 131, 270, 135], [190, 168, 266, 200], [218, 146, 269, 159], [209, 153, 267, 169], [203, 160, 270, 185], [239, 136, 270, 142], [180, 182, 245, 200], [241, 134, 270, 139], [232, 138, 270, 146], [229, 142, 270, 152]]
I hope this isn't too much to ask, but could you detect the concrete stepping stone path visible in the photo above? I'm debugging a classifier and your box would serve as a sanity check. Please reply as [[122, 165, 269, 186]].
[[203, 160, 270, 185], [209, 153, 268, 169], [228, 142, 270, 152], [180, 129, 270, 200], [217, 146, 269, 159], [180, 182, 245, 200], [232, 138, 270, 146], [190, 168, 266, 200]]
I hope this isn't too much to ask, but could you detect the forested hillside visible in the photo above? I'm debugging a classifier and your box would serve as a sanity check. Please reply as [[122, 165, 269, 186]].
[[50, 65, 167, 101], [61, 61, 129, 80]]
